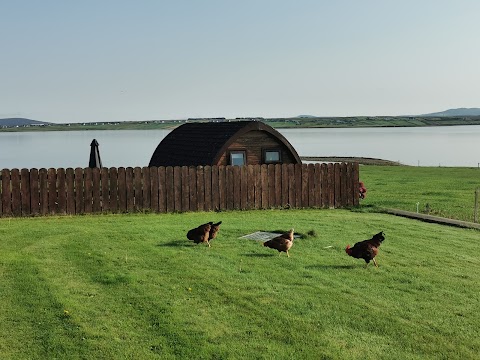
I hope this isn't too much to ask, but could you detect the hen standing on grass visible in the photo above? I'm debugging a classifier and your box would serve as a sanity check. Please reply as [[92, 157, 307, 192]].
[[263, 229, 295, 257], [208, 221, 222, 245], [345, 231, 385, 267], [187, 222, 212, 247]]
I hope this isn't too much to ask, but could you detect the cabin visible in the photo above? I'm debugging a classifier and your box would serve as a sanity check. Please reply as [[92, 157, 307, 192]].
[[148, 121, 301, 167]]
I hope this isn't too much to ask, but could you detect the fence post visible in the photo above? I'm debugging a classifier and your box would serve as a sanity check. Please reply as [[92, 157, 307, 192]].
[[474, 188, 479, 223]]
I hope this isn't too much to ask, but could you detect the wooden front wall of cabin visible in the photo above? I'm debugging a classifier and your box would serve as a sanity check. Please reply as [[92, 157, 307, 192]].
[[0, 163, 359, 217], [216, 130, 299, 166]]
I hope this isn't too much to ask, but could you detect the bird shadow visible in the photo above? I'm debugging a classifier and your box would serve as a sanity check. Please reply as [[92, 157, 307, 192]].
[[157, 240, 190, 247], [306, 264, 357, 270], [242, 253, 275, 258]]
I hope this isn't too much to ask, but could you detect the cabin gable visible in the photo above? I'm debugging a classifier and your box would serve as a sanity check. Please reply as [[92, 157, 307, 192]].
[[148, 121, 301, 167], [216, 130, 297, 166]]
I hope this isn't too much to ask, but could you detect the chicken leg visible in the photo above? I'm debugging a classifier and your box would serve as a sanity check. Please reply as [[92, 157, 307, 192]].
[[372, 258, 378, 267]]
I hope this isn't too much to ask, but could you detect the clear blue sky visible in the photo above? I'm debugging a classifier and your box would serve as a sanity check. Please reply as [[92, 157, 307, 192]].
[[1, 0, 479, 123]]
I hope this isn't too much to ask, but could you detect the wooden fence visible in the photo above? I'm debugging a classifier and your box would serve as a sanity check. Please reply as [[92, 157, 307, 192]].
[[0, 163, 359, 217]]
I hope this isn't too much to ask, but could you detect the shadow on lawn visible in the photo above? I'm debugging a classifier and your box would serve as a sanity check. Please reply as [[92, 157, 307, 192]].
[[306, 264, 357, 270], [157, 240, 190, 247], [242, 253, 275, 258]]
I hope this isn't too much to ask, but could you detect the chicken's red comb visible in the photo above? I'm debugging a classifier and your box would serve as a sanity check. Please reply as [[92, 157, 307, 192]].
[[345, 244, 350, 249]]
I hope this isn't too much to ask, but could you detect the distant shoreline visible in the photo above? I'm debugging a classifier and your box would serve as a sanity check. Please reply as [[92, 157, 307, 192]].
[[301, 156, 403, 166], [2, 116, 480, 132]]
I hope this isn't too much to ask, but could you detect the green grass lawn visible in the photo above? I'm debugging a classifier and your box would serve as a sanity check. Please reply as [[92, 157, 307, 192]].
[[1, 209, 479, 359], [360, 165, 480, 222]]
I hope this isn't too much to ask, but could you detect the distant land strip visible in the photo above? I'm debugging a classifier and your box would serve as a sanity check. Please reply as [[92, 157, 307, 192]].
[[2, 114, 480, 132], [301, 156, 403, 166]]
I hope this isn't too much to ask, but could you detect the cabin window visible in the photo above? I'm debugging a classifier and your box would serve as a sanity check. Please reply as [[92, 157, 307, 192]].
[[264, 149, 281, 163], [230, 151, 246, 166]]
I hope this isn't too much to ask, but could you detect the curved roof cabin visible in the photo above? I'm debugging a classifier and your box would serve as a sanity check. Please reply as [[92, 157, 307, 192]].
[[148, 121, 301, 167]]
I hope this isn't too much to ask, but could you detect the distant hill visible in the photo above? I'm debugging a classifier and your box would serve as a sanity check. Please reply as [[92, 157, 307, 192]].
[[422, 108, 480, 117], [0, 118, 51, 127], [296, 115, 317, 118]]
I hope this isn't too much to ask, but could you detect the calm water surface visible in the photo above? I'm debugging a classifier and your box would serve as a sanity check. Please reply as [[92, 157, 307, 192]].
[[1, 126, 479, 169]]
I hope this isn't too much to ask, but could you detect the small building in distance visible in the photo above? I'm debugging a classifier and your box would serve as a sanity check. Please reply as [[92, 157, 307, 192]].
[[148, 120, 301, 167]]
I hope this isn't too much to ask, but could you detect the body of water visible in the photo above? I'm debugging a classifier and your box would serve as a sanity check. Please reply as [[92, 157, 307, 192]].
[[1, 126, 479, 169]]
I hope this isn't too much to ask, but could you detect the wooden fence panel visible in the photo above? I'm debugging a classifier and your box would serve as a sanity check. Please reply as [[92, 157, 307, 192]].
[[21, 168, 31, 216], [10, 169, 21, 217], [65, 168, 75, 215], [47, 168, 57, 215], [74, 168, 84, 215], [126, 167, 135, 212], [150, 167, 159, 213], [287, 164, 295, 208], [327, 163, 334, 208], [188, 167, 197, 212], [274, 164, 282, 207], [173, 166, 182, 212], [254, 165, 262, 210], [101, 168, 109, 213], [218, 166, 226, 211], [158, 167, 166, 213], [92, 168, 101, 213], [117, 167, 127, 213], [241, 166, 248, 210], [196, 166, 205, 211], [225, 166, 235, 210], [165, 167, 174, 213], [204, 166, 212, 212], [2, 169, 12, 216], [0, 163, 360, 217], [334, 163, 341, 208], [30, 168, 40, 216], [84, 168, 93, 214], [247, 165, 255, 209], [211, 166, 220, 211], [0, 171, 3, 216], [268, 164, 275, 208], [340, 163, 347, 207], [307, 164, 315, 207], [345, 163, 353, 207], [302, 164, 310, 207], [313, 164, 321, 208], [260, 165, 268, 209], [281, 164, 289, 207], [57, 168, 66, 215], [134, 167, 143, 212], [142, 167, 151, 211], [295, 164, 303, 208], [233, 166, 241, 210], [181, 166, 190, 212], [39, 169, 48, 215]]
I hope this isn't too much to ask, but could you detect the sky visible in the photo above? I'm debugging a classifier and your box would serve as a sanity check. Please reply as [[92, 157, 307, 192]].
[[1, 0, 480, 123]]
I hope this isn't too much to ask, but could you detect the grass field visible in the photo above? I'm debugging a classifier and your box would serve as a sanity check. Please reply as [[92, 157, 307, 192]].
[[1, 209, 479, 359], [360, 165, 480, 222]]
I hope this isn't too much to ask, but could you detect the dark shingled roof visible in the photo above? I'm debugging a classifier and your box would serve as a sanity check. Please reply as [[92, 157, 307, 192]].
[[148, 121, 300, 167]]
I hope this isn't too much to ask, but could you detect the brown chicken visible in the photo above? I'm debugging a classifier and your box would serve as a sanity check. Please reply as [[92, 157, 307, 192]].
[[263, 228, 295, 257], [345, 231, 385, 267], [187, 222, 212, 247], [208, 221, 222, 243]]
